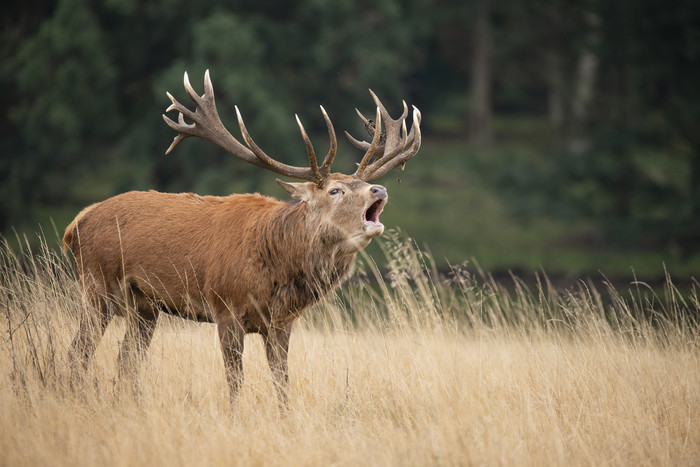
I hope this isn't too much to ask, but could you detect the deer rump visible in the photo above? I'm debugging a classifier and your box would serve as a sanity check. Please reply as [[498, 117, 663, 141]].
[[65, 190, 354, 333]]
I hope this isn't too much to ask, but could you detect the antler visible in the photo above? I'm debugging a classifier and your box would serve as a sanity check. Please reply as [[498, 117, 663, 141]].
[[162, 70, 337, 186], [346, 90, 422, 181]]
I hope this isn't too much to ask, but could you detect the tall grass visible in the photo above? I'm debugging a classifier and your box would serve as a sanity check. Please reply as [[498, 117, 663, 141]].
[[1, 231, 699, 466]]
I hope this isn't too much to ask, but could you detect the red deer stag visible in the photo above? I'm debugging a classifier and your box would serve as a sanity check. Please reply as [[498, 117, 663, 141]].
[[65, 70, 421, 405]]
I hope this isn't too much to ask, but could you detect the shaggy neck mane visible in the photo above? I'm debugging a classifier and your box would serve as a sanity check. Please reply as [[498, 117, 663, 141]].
[[261, 200, 356, 307]]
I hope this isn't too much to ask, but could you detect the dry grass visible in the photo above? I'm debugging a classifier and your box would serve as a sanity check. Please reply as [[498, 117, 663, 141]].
[[1, 232, 699, 466]]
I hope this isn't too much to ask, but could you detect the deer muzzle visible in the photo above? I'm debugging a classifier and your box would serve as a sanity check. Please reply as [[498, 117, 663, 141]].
[[362, 185, 387, 236]]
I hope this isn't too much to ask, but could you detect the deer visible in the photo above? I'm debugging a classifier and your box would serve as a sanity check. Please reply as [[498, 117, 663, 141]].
[[64, 70, 421, 406]]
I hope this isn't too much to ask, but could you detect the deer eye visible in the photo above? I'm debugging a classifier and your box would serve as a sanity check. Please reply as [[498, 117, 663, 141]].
[[328, 188, 343, 196]]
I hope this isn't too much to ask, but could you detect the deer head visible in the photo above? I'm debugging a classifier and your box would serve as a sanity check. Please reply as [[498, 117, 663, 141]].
[[162, 70, 422, 252]]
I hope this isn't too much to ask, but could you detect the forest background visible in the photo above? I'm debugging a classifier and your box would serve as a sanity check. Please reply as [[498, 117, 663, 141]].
[[2, 0, 699, 282]]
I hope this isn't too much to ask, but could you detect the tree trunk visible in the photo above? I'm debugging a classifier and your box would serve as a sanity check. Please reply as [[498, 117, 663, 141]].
[[469, 0, 492, 146], [547, 51, 565, 130], [568, 12, 600, 154]]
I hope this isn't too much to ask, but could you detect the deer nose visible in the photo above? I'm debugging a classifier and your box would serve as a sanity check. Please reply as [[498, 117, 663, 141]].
[[370, 185, 387, 199]]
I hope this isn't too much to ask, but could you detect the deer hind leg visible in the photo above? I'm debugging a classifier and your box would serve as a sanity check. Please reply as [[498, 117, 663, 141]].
[[264, 325, 292, 410], [117, 283, 159, 381], [70, 291, 113, 374]]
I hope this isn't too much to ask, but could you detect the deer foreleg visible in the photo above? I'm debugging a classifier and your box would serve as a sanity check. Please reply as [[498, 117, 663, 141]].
[[264, 325, 292, 409], [215, 310, 246, 403]]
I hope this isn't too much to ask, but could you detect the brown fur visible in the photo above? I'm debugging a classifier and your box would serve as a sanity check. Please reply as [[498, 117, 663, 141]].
[[65, 174, 387, 405]]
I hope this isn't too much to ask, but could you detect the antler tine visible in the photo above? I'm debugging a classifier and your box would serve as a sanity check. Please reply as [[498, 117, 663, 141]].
[[353, 107, 383, 178], [295, 114, 322, 184], [203, 69, 214, 100], [183, 71, 200, 103], [401, 118, 408, 147], [163, 112, 192, 154], [345, 130, 371, 151], [354, 107, 373, 128], [344, 107, 389, 154], [236, 106, 288, 171], [319, 106, 337, 178]]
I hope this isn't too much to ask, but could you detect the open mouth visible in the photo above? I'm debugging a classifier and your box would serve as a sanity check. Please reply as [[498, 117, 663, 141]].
[[363, 199, 386, 227]]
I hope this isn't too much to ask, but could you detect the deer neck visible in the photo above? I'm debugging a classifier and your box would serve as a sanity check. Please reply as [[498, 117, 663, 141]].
[[267, 201, 357, 299]]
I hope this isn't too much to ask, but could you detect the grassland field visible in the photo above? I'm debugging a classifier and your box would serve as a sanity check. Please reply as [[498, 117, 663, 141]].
[[1, 233, 698, 466]]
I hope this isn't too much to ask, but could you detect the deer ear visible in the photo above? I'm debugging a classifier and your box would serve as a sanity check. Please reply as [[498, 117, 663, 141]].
[[276, 179, 313, 201]]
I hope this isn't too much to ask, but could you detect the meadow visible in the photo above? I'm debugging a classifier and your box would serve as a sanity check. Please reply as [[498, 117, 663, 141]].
[[1, 232, 699, 466]]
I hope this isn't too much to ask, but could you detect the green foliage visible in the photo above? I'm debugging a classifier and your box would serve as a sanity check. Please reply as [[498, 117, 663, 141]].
[[10, 0, 117, 153], [2, 0, 118, 229], [2, 0, 700, 271]]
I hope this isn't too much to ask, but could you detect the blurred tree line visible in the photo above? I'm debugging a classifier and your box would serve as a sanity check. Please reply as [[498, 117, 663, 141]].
[[1, 0, 699, 256]]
